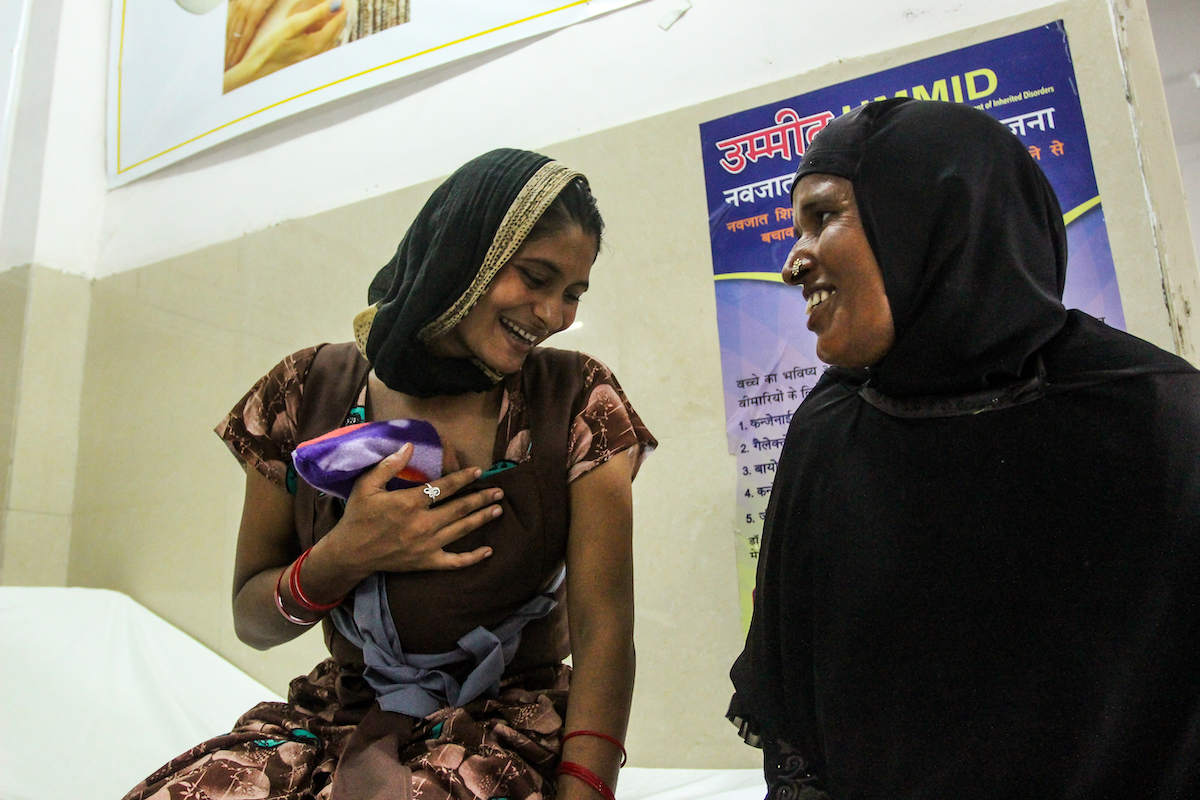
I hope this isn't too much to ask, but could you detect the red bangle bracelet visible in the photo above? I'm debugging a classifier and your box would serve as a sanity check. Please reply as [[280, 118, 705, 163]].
[[288, 546, 343, 613], [274, 566, 318, 626], [562, 730, 628, 767], [556, 761, 615, 800]]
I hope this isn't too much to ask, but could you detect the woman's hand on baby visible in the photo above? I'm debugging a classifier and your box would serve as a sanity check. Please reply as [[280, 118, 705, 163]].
[[329, 443, 501, 578]]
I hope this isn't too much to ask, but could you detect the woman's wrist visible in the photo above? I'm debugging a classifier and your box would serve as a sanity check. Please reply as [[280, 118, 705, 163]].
[[562, 730, 627, 766], [556, 761, 616, 800], [290, 546, 345, 612], [557, 723, 626, 799], [271, 537, 363, 626], [297, 532, 367, 602], [273, 565, 320, 626]]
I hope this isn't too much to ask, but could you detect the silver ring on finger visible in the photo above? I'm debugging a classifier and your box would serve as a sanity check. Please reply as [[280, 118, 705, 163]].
[[422, 483, 441, 501]]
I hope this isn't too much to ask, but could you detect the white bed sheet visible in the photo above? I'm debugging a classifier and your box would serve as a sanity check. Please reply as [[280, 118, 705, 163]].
[[616, 769, 765, 799], [0, 587, 765, 800]]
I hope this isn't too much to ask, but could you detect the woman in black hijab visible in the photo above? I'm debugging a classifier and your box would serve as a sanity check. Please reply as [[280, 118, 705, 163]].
[[730, 98, 1200, 800], [125, 149, 655, 800]]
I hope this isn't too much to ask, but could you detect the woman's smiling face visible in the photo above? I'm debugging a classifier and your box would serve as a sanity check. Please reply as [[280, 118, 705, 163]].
[[783, 173, 895, 369], [428, 225, 596, 375]]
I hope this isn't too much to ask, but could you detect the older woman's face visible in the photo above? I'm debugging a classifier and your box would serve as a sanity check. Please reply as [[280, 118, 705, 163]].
[[782, 174, 895, 368]]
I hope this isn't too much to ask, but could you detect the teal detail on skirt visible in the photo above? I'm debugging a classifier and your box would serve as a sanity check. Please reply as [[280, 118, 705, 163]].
[[428, 721, 445, 739], [285, 462, 298, 495], [344, 405, 366, 425], [252, 730, 319, 749]]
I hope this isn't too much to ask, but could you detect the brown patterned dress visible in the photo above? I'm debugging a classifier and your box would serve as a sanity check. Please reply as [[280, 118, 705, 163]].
[[123, 345, 654, 800]]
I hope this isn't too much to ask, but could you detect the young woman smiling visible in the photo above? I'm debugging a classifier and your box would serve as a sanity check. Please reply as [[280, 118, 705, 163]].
[[125, 149, 655, 800]]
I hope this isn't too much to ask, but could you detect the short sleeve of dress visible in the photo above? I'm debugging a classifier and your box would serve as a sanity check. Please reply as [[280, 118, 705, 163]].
[[567, 354, 657, 483], [215, 346, 320, 491]]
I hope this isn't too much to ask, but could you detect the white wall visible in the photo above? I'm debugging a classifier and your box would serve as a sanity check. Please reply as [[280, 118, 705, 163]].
[[0, 0, 57, 272], [0, 1, 21, 101], [1146, 0, 1200, 264], [21, 0, 1081, 280], [29, 0, 105, 278], [0, 0, 31, 206]]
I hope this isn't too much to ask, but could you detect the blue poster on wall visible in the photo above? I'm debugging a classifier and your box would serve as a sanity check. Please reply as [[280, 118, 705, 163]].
[[699, 21, 1121, 628]]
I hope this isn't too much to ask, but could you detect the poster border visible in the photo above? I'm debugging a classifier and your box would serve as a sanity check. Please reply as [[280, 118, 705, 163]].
[[111, 0, 594, 180]]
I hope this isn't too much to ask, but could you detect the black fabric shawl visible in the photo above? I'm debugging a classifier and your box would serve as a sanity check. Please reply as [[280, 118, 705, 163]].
[[730, 100, 1200, 799], [797, 97, 1070, 398], [366, 148, 552, 398]]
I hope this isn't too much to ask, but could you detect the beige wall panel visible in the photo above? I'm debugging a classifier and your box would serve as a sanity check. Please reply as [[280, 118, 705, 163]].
[[6, 267, 91, 517], [2, 265, 89, 586], [70, 241, 339, 683], [2, 510, 71, 586], [0, 266, 30, 549], [68, 205, 449, 686], [69, 0, 1195, 769]]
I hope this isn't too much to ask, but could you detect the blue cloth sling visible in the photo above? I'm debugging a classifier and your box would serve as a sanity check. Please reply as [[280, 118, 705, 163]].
[[331, 566, 566, 718]]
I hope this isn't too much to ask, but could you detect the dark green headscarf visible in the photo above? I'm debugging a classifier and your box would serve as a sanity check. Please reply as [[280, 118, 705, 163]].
[[361, 148, 581, 397]]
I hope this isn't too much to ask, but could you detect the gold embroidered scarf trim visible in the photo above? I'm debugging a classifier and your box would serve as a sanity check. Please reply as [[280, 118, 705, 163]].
[[353, 305, 377, 359], [352, 160, 579, 372], [354, 301, 501, 383], [419, 161, 580, 342]]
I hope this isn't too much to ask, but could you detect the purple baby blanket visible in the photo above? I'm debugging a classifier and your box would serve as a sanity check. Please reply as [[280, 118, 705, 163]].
[[292, 419, 442, 500]]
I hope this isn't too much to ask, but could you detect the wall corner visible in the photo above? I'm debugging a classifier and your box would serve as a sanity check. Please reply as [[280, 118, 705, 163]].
[[0, 263, 91, 586], [1107, 0, 1200, 362]]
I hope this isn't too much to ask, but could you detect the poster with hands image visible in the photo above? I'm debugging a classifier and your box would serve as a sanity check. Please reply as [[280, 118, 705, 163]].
[[110, 0, 640, 185], [223, 0, 409, 93]]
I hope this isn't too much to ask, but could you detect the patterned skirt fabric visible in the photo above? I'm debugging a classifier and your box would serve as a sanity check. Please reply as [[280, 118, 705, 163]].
[[123, 660, 571, 800]]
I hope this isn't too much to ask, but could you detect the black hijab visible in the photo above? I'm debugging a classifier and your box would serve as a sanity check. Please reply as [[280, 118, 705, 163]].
[[731, 100, 1200, 799], [796, 97, 1069, 397], [364, 148, 580, 397]]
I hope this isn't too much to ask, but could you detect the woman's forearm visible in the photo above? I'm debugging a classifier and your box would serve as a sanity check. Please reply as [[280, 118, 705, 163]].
[[559, 451, 638, 799], [559, 619, 636, 798], [233, 566, 315, 650], [232, 525, 373, 650]]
